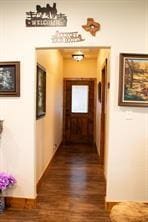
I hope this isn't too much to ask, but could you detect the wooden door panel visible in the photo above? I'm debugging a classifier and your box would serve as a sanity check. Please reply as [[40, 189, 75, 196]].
[[63, 79, 95, 144], [99, 59, 108, 164], [71, 117, 88, 141]]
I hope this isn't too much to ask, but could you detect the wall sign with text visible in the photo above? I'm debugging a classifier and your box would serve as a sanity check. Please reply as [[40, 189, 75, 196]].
[[25, 2, 67, 27], [51, 31, 85, 43]]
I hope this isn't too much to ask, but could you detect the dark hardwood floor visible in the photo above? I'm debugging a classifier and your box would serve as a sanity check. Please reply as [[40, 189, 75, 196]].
[[0, 144, 110, 221]]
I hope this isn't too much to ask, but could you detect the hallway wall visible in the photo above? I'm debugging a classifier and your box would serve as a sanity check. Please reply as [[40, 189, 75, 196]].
[[63, 59, 97, 78], [0, 0, 147, 201], [36, 49, 63, 182], [96, 49, 110, 175]]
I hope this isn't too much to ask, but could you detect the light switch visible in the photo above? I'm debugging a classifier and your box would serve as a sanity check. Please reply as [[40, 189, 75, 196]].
[[126, 111, 133, 120]]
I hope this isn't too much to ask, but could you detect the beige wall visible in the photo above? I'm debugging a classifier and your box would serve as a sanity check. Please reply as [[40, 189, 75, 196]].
[[63, 59, 97, 78], [36, 49, 63, 182]]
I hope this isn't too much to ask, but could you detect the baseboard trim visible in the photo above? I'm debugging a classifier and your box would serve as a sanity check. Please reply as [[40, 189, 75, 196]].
[[105, 201, 119, 212], [37, 142, 62, 193], [6, 197, 36, 209]]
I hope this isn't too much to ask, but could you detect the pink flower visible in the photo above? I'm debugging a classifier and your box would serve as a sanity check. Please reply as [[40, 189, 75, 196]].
[[0, 172, 16, 192]]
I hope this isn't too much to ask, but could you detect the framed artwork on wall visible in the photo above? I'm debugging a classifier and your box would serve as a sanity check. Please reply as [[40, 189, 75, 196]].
[[36, 63, 46, 119], [118, 53, 148, 107], [0, 61, 20, 96]]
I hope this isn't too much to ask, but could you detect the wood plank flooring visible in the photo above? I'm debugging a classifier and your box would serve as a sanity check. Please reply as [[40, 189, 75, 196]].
[[0, 144, 110, 221]]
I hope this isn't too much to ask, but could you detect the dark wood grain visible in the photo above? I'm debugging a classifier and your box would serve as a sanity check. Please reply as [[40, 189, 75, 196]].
[[6, 197, 36, 209], [0, 144, 110, 221], [63, 79, 96, 145], [100, 60, 108, 165]]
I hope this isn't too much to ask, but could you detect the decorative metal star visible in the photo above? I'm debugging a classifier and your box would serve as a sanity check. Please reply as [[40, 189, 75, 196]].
[[82, 18, 100, 36]]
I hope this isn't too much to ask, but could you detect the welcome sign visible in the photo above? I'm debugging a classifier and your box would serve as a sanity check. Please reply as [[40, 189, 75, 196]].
[[25, 2, 67, 27]]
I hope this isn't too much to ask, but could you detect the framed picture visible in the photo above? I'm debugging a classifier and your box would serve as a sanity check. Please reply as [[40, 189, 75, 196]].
[[98, 81, 101, 102], [0, 61, 20, 96], [118, 53, 148, 107], [36, 63, 46, 119]]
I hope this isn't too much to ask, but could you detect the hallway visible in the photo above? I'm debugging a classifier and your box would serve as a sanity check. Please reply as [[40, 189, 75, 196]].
[[1, 145, 110, 222]]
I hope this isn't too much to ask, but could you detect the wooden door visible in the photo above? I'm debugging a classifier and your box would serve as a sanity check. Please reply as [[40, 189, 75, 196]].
[[100, 60, 107, 164], [63, 79, 95, 144]]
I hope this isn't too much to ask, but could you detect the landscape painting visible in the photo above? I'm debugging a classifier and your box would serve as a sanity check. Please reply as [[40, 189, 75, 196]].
[[118, 53, 148, 107]]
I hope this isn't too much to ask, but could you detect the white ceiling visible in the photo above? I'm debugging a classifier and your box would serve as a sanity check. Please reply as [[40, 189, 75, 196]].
[[59, 48, 100, 60]]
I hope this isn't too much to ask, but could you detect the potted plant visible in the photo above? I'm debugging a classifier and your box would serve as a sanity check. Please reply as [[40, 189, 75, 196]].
[[0, 172, 16, 213]]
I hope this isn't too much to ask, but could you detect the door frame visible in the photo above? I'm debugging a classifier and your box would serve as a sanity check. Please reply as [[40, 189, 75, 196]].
[[99, 59, 108, 165], [63, 78, 97, 144]]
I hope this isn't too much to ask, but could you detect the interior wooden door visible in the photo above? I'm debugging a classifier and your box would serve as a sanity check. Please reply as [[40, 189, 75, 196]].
[[100, 60, 107, 164], [63, 79, 95, 144]]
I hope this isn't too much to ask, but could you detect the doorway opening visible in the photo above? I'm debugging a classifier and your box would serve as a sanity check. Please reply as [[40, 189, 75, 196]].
[[35, 47, 110, 184]]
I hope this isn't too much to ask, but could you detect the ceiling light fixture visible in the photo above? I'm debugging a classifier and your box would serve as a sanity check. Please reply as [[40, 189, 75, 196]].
[[72, 51, 84, 62]]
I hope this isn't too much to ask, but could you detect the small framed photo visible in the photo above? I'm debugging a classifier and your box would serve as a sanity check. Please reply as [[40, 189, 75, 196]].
[[36, 63, 46, 119], [118, 53, 148, 107], [0, 61, 20, 96]]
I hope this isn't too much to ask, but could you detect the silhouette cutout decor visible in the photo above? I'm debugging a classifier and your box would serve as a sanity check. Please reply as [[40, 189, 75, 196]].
[[26, 2, 67, 27], [82, 18, 100, 36], [51, 31, 85, 43]]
